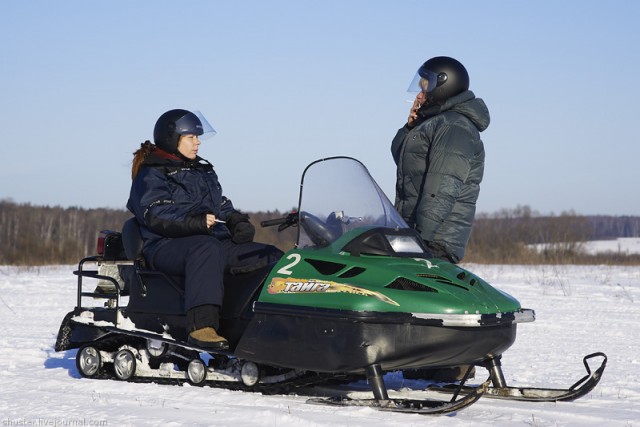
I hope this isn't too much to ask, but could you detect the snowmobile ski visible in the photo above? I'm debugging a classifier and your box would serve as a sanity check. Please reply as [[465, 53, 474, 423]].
[[307, 379, 490, 415], [429, 352, 607, 402]]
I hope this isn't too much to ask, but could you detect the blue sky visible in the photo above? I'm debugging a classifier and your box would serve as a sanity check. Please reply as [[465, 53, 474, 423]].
[[1, 1, 639, 216]]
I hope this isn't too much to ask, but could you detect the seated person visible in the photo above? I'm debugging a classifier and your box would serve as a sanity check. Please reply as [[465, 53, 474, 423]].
[[127, 109, 281, 350]]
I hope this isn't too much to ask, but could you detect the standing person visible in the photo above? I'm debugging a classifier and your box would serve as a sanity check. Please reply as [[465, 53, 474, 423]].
[[391, 56, 489, 264], [127, 109, 281, 350]]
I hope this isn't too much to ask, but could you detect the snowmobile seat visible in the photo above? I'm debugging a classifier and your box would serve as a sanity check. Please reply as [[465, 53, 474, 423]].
[[120, 218, 277, 326], [121, 217, 185, 315], [122, 217, 144, 262]]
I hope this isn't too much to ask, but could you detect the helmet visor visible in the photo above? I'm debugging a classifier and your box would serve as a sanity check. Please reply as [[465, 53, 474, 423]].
[[175, 110, 217, 141], [407, 68, 438, 93], [192, 111, 216, 140]]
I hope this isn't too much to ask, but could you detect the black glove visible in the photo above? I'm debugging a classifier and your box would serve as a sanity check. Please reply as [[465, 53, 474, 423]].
[[226, 212, 255, 244]]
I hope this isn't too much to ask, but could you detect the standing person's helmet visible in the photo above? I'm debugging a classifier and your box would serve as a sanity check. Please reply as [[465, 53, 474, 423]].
[[408, 56, 469, 104], [153, 109, 216, 154]]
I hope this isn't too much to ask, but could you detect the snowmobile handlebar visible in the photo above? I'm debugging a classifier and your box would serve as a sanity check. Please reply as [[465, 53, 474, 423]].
[[260, 217, 287, 227], [260, 211, 299, 231]]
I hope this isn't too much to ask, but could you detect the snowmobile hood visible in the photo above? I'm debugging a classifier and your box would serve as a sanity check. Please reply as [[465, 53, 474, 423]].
[[261, 244, 527, 319], [259, 158, 528, 324]]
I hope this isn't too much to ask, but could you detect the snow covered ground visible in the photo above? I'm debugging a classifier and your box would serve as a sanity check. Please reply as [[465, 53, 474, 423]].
[[1, 262, 638, 427], [583, 237, 640, 255]]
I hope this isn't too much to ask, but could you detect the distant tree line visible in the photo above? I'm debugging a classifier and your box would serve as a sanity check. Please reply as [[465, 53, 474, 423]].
[[465, 205, 640, 264], [0, 199, 296, 265], [0, 200, 131, 265], [0, 200, 638, 266], [587, 215, 640, 239]]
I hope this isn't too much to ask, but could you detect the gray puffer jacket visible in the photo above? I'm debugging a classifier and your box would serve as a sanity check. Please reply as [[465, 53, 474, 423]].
[[391, 90, 489, 262]]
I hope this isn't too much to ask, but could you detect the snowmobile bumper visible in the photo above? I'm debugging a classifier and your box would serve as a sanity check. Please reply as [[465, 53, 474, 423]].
[[54, 307, 118, 351]]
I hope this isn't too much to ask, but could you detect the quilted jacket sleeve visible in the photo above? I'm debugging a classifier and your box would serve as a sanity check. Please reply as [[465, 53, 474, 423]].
[[128, 167, 208, 238]]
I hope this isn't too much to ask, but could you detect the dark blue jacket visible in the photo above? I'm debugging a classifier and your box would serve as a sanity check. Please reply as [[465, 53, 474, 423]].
[[127, 150, 236, 264]]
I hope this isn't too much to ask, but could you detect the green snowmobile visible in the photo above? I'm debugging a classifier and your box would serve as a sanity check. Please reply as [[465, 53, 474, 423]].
[[55, 156, 606, 414]]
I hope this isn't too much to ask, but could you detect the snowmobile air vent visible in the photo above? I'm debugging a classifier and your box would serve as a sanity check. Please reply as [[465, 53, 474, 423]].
[[304, 259, 347, 275], [416, 274, 470, 291], [386, 277, 438, 293], [456, 271, 477, 286], [338, 266, 366, 278]]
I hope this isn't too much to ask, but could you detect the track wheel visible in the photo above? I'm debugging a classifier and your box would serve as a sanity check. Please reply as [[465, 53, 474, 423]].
[[146, 339, 168, 358], [113, 349, 137, 380], [241, 361, 260, 387], [187, 359, 207, 386], [76, 346, 102, 378]]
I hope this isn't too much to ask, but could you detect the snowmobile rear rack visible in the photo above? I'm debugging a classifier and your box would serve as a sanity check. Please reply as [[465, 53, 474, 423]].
[[429, 352, 607, 402], [74, 256, 125, 308]]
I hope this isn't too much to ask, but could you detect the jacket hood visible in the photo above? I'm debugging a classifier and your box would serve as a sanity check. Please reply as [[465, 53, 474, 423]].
[[443, 90, 490, 132]]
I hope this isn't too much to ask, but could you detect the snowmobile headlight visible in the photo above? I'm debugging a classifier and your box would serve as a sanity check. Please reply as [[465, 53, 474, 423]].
[[385, 234, 424, 254], [342, 227, 429, 257]]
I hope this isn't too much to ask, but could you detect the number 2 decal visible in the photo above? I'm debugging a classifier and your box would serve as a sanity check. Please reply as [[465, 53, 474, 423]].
[[277, 253, 301, 275]]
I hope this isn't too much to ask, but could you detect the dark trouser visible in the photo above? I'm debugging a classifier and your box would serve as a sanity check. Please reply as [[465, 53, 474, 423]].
[[224, 240, 283, 275], [150, 236, 282, 330]]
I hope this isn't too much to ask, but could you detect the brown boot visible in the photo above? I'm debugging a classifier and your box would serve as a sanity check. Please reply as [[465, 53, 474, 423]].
[[188, 327, 229, 350]]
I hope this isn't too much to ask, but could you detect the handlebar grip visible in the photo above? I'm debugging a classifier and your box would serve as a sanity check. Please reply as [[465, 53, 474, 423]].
[[260, 217, 288, 227]]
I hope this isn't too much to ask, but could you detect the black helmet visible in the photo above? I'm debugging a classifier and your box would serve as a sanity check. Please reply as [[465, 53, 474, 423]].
[[153, 109, 205, 154], [410, 56, 469, 103]]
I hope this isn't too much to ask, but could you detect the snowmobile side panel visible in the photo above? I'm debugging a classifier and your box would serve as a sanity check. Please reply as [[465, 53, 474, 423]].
[[234, 302, 517, 373], [126, 272, 185, 315]]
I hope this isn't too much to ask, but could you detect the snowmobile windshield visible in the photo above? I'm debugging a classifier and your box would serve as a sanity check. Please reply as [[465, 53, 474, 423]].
[[296, 157, 408, 248]]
